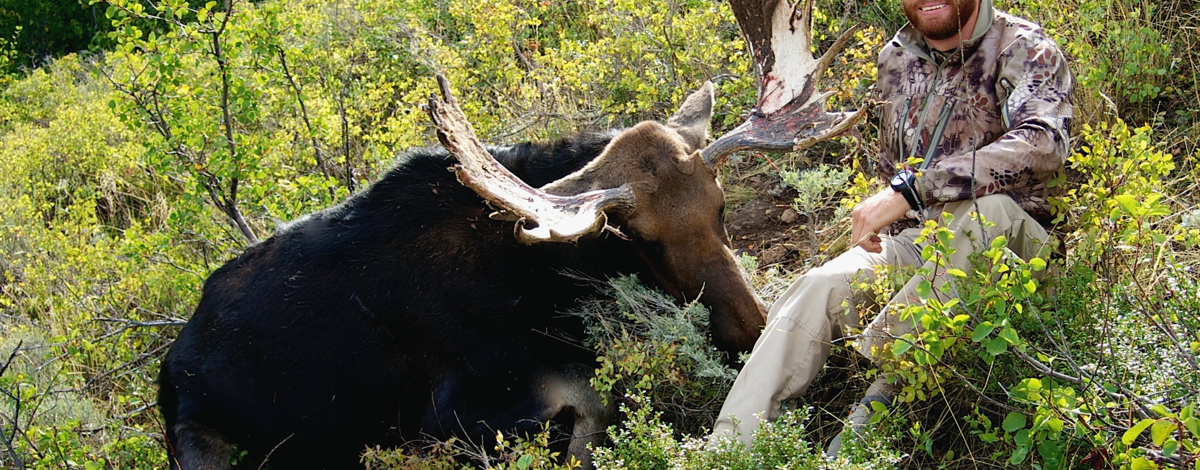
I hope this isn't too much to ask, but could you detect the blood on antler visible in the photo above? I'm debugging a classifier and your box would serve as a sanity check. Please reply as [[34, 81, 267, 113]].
[[701, 0, 873, 166], [424, 75, 635, 244]]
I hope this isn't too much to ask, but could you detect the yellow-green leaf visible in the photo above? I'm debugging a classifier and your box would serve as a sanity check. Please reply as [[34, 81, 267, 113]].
[[987, 337, 1008, 355], [916, 279, 932, 299], [1003, 412, 1027, 432], [999, 327, 1020, 344], [1115, 194, 1139, 216], [1185, 417, 1199, 437], [1029, 257, 1047, 271], [1151, 420, 1178, 446], [972, 322, 995, 342], [1123, 418, 1157, 445]]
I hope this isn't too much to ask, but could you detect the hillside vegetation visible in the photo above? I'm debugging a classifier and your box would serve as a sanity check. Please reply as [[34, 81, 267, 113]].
[[0, 0, 1197, 468]]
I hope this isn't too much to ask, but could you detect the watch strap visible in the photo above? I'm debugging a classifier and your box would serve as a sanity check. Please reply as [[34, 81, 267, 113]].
[[892, 170, 924, 212]]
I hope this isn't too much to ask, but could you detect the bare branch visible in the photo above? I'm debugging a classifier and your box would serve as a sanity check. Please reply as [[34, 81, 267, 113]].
[[207, 0, 257, 244], [276, 46, 333, 190]]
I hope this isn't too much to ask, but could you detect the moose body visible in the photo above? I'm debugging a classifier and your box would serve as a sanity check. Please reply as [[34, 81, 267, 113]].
[[158, 84, 767, 469]]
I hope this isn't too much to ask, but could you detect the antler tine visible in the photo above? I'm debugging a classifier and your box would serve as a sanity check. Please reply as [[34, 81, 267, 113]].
[[703, 0, 874, 167], [813, 24, 862, 94], [425, 75, 635, 244]]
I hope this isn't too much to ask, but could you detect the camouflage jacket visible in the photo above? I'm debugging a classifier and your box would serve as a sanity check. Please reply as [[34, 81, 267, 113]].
[[875, 3, 1073, 227]]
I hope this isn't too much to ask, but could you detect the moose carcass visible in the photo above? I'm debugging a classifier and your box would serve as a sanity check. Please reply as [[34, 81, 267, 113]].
[[158, 80, 765, 470]]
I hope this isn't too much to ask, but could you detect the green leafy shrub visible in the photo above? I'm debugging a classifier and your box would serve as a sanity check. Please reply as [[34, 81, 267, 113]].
[[579, 275, 903, 469], [593, 392, 903, 469], [360, 427, 580, 470], [780, 164, 856, 263], [862, 120, 1199, 469], [572, 275, 736, 436]]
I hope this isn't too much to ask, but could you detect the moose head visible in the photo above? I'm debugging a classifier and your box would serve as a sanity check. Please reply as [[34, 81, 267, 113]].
[[424, 0, 868, 353]]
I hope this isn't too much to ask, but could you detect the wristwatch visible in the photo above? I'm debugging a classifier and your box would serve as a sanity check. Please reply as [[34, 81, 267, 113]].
[[890, 169, 924, 212]]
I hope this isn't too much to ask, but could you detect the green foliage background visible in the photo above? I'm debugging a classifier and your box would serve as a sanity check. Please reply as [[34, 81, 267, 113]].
[[0, 0, 1197, 468]]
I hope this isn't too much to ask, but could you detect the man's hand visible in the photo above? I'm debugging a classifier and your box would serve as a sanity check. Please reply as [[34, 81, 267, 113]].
[[850, 188, 912, 253]]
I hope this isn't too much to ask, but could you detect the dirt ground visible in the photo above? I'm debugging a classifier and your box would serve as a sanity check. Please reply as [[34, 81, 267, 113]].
[[724, 171, 802, 266], [722, 168, 848, 274]]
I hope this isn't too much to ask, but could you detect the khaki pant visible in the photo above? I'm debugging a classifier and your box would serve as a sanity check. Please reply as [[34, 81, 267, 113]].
[[713, 195, 1053, 445]]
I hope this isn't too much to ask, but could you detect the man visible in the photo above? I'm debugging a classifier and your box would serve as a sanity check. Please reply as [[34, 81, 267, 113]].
[[712, 0, 1073, 454]]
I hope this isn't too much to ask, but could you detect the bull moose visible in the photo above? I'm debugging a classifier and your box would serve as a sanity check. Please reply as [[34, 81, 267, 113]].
[[159, 0, 869, 466], [159, 79, 766, 469]]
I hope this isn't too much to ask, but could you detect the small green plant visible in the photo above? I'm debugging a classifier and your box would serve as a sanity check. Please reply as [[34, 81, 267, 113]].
[[780, 164, 854, 219], [780, 164, 855, 263], [1069, 1, 1173, 107], [573, 275, 736, 434], [360, 425, 579, 470], [592, 391, 903, 469], [868, 212, 1087, 468]]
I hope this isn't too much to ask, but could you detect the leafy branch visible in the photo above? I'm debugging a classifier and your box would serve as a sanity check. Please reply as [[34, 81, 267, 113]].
[[100, 0, 260, 245]]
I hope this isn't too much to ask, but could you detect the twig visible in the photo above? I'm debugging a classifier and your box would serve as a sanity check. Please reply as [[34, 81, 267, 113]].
[[93, 318, 187, 328], [275, 45, 334, 199], [0, 341, 26, 470], [147, 254, 203, 279], [209, 0, 257, 245], [1008, 347, 1083, 385], [257, 433, 295, 470], [757, 152, 782, 173], [83, 342, 171, 392], [77, 402, 159, 433], [0, 341, 20, 378]]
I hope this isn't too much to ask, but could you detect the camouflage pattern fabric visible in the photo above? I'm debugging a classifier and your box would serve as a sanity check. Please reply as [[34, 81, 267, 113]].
[[874, 9, 1073, 228]]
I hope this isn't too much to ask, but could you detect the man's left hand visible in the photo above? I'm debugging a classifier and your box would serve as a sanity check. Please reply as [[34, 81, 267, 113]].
[[850, 188, 912, 253]]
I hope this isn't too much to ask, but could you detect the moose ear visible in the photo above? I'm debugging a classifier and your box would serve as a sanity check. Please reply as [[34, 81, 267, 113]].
[[673, 150, 701, 176], [667, 81, 714, 153]]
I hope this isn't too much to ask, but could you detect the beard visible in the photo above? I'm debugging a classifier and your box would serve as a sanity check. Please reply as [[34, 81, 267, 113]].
[[903, 0, 979, 41]]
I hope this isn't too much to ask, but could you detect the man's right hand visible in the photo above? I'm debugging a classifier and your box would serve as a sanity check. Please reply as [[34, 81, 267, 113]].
[[850, 188, 911, 253]]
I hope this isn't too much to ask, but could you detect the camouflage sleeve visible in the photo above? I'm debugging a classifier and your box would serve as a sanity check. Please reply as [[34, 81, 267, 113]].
[[917, 33, 1073, 204], [872, 43, 903, 183]]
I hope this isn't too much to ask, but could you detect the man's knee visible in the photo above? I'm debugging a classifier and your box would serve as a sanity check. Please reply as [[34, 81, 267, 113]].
[[806, 267, 859, 310], [955, 195, 1051, 256], [767, 267, 859, 331], [946, 195, 1031, 246], [804, 265, 853, 289], [955, 194, 1022, 224]]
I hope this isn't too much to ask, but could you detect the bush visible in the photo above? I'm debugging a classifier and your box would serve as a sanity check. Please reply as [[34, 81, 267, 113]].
[[860, 120, 1200, 469], [573, 274, 737, 436], [593, 393, 903, 470]]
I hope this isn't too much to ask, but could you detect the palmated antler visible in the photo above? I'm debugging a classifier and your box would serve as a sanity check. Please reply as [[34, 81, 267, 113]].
[[702, 0, 874, 166], [424, 75, 635, 244]]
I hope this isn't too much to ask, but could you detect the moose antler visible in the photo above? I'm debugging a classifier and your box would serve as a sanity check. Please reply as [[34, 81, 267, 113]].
[[702, 0, 874, 166], [424, 75, 635, 244]]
